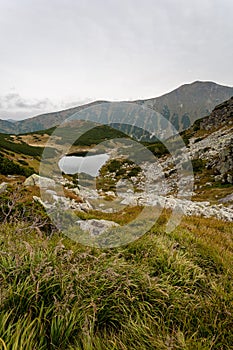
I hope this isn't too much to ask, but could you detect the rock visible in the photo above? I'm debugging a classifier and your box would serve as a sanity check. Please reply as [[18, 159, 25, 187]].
[[104, 191, 116, 197], [219, 193, 233, 204], [33, 193, 82, 211], [120, 197, 138, 206], [0, 182, 8, 194], [76, 219, 119, 236], [24, 174, 56, 188], [33, 196, 51, 209], [214, 175, 223, 182], [78, 201, 92, 212], [227, 174, 233, 184], [45, 189, 57, 196]]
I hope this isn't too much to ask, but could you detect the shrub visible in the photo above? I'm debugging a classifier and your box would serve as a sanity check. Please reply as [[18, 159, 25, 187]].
[[192, 158, 205, 173], [0, 155, 34, 177]]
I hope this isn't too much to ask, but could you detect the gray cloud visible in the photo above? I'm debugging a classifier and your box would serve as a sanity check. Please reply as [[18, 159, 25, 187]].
[[0, 0, 232, 120], [1, 93, 53, 109], [0, 92, 56, 120], [0, 92, 95, 120]]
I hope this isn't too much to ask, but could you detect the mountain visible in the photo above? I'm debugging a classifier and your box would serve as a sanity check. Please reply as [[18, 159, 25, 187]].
[[0, 119, 16, 133], [0, 81, 232, 135], [8, 100, 107, 134], [137, 81, 233, 131]]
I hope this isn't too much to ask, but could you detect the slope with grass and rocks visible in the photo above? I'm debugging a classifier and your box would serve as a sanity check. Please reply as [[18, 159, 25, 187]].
[[61, 96, 233, 223], [0, 96, 233, 349], [0, 190, 233, 349], [180, 96, 233, 200], [1, 97, 233, 226]]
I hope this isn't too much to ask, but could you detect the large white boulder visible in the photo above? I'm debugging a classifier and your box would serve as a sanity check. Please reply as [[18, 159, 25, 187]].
[[24, 174, 56, 188]]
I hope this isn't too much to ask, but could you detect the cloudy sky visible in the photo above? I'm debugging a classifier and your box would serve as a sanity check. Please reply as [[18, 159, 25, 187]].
[[0, 0, 232, 120]]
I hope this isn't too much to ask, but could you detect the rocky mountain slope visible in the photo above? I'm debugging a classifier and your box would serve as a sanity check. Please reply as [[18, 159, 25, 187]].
[[138, 81, 233, 130], [182, 97, 233, 187], [0, 81, 232, 135], [0, 119, 16, 133], [200, 96, 233, 130], [15, 96, 233, 226], [0, 95, 233, 227], [1, 96, 233, 350], [0, 100, 106, 134]]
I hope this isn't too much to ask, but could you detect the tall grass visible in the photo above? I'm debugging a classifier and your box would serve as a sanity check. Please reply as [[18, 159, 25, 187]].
[[0, 215, 233, 349]]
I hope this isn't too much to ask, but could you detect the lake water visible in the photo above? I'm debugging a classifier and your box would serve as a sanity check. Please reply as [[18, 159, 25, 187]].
[[59, 153, 109, 177]]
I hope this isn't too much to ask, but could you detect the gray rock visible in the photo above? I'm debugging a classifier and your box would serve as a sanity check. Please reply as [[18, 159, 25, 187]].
[[24, 174, 56, 188], [33, 194, 82, 211], [103, 191, 116, 197], [33, 196, 51, 209], [45, 189, 57, 196], [78, 201, 92, 212], [227, 174, 233, 184], [219, 193, 233, 203], [76, 219, 119, 236], [0, 182, 8, 194], [214, 175, 223, 182]]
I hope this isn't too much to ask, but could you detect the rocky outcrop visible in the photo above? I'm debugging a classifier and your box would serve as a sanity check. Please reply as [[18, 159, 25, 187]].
[[187, 126, 233, 183], [117, 192, 233, 222], [33, 193, 92, 212], [200, 97, 233, 130]]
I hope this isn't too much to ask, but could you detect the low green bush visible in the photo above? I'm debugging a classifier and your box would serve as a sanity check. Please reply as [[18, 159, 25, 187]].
[[0, 155, 34, 177]]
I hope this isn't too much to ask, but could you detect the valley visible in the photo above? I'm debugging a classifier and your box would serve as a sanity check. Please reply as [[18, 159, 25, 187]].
[[0, 88, 233, 350]]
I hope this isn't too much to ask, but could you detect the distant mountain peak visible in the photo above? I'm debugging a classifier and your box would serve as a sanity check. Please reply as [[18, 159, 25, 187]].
[[137, 81, 233, 131]]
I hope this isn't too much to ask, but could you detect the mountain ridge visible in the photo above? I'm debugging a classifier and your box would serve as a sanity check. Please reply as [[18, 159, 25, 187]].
[[0, 81, 232, 135]]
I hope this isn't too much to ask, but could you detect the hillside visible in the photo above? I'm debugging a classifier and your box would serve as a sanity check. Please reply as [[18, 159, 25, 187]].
[[180, 96, 233, 201], [138, 80, 233, 131], [0, 96, 233, 201], [0, 81, 232, 135], [0, 119, 16, 133], [0, 96, 233, 349], [3, 100, 106, 134], [0, 208, 233, 349]]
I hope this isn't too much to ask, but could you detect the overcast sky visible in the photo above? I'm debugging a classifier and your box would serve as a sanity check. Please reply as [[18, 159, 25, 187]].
[[0, 0, 232, 120]]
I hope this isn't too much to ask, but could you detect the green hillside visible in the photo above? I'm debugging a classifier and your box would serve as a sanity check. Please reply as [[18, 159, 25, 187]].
[[0, 183, 233, 349], [0, 96, 233, 349]]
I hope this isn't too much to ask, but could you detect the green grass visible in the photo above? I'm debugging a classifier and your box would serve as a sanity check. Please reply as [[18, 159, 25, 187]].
[[0, 195, 233, 349]]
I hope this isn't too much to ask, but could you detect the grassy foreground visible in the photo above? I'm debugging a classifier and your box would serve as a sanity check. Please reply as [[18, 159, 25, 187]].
[[0, 212, 233, 350]]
